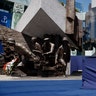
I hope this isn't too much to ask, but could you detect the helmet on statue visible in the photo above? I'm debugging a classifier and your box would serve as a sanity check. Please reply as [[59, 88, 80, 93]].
[[7, 38, 15, 45]]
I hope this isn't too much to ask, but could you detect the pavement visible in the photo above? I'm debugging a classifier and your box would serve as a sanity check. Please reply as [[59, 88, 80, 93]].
[[0, 75, 82, 81]]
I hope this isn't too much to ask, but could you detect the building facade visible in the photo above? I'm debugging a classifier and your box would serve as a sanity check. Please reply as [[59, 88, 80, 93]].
[[58, 0, 84, 12], [0, 0, 28, 29], [92, 0, 96, 8], [82, 0, 96, 56], [85, 2, 96, 40]]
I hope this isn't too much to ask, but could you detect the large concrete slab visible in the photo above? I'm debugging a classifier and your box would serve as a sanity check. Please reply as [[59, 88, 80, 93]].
[[21, 8, 65, 37], [15, 0, 66, 37]]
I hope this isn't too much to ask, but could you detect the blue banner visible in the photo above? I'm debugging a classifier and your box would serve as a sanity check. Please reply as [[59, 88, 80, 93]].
[[0, 11, 12, 28], [0, 41, 4, 54], [71, 56, 83, 73], [82, 56, 96, 89]]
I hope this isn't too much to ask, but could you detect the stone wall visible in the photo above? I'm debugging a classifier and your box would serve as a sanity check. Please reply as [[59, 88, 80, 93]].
[[0, 25, 30, 51]]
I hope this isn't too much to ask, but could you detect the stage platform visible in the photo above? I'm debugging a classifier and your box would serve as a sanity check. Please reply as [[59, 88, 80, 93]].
[[0, 77, 96, 96], [0, 75, 96, 96]]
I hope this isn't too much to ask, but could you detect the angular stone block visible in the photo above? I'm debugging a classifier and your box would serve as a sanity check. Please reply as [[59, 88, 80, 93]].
[[15, 0, 66, 37]]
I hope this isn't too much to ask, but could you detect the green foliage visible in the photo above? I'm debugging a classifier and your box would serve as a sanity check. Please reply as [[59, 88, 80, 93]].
[[61, 2, 64, 6], [75, 8, 80, 13]]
